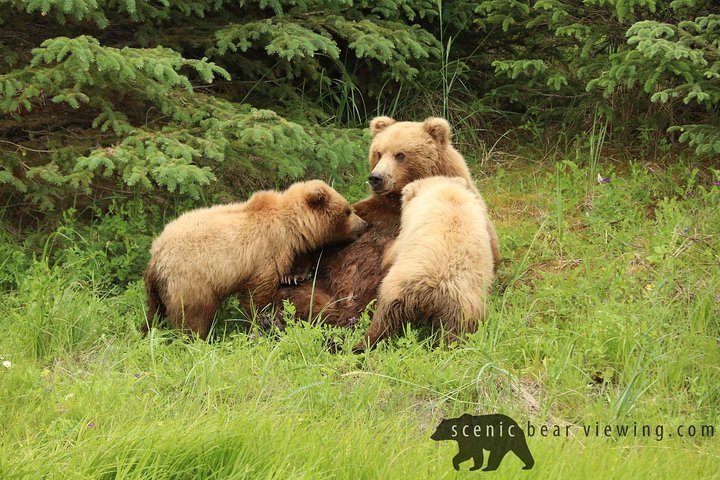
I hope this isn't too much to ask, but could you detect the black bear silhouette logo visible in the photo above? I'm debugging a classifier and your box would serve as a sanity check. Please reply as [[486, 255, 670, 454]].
[[431, 413, 535, 471]]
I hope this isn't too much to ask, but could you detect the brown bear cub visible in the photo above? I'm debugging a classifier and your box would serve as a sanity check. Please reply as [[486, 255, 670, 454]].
[[353, 176, 495, 352], [142, 180, 367, 339]]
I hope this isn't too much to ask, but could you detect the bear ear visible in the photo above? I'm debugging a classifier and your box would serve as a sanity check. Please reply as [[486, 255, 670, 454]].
[[370, 116, 396, 137], [306, 185, 329, 210], [423, 117, 451, 146], [449, 176, 471, 189]]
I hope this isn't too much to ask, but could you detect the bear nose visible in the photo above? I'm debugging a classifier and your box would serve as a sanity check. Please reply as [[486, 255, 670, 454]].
[[368, 173, 384, 188]]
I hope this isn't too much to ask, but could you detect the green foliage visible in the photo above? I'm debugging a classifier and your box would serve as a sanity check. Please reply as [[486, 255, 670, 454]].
[[472, 0, 719, 153], [0, 0, 442, 213], [47, 200, 156, 287], [0, 231, 31, 291], [214, 19, 341, 63], [3, 259, 123, 360]]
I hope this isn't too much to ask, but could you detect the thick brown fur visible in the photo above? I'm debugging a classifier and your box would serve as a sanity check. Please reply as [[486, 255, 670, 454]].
[[273, 117, 499, 326], [142, 180, 367, 339], [353, 176, 496, 352]]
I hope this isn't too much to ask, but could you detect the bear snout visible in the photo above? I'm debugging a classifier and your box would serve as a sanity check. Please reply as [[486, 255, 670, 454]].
[[350, 214, 369, 239], [368, 172, 384, 190], [368, 172, 395, 194]]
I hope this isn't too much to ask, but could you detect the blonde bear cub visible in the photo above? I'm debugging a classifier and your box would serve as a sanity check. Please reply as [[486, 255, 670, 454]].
[[354, 176, 495, 352], [143, 180, 367, 339]]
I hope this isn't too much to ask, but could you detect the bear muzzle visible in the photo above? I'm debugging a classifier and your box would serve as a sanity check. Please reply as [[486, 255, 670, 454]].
[[350, 214, 369, 239], [368, 172, 394, 194]]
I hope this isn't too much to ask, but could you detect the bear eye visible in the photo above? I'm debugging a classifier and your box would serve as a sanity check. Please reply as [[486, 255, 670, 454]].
[[395, 152, 405, 161], [344, 207, 352, 216], [375, 151, 382, 160]]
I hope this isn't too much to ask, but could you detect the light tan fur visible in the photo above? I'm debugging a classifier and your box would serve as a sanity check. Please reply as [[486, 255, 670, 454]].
[[368, 117, 500, 270], [354, 176, 495, 352], [142, 180, 367, 339]]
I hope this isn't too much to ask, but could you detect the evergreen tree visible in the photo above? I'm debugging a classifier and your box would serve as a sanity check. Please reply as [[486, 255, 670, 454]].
[[473, 0, 719, 151], [0, 1, 441, 211], [1, 0, 717, 215]]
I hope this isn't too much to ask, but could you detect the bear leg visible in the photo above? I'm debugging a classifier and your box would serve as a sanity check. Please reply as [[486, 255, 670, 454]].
[[169, 299, 218, 340], [433, 307, 476, 346], [452, 449, 473, 471], [352, 299, 405, 353], [468, 450, 485, 471], [487, 220, 500, 272], [280, 250, 321, 286], [141, 261, 164, 336], [273, 283, 344, 325], [511, 435, 535, 470], [352, 321, 393, 353], [482, 448, 509, 471]]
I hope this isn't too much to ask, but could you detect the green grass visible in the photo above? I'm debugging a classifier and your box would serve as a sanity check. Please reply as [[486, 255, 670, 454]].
[[1, 157, 719, 478]]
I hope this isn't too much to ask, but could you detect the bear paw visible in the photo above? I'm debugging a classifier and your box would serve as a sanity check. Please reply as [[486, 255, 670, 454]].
[[280, 272, 314, 286]]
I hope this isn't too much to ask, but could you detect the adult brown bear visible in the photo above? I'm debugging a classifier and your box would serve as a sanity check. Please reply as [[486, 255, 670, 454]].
[[272, 116, 500, 326]]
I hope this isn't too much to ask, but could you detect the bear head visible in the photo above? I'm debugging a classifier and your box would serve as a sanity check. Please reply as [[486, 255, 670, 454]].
[[367, 116, 470, 196], [284, 180, 368, 248]]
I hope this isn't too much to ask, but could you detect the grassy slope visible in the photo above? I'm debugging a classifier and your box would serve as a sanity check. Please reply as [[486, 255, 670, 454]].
[[0, 158, 719, 478]]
